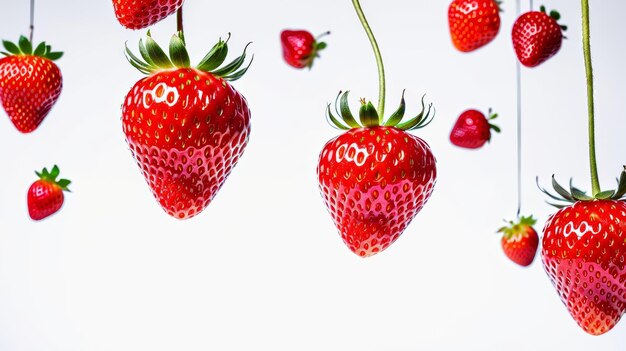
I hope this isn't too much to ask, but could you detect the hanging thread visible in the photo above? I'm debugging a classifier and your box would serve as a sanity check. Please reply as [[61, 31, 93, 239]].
[[515, 0, 523, 217], [29, 0, 35, 42]]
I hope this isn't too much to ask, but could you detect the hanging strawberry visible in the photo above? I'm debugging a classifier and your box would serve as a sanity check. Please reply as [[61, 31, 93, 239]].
[[498, 216, 539, 267], [280, 30, 330, 69], [449, 108, 500, 149], [112, 0, 185, 29], [0, 36, 63, 133], [538, 0, 626, 336], [318, 0, 437, 257], [122, 30, 252, 219], [512, 6, 567, 67], [27, 165, 71, 221], [448, 0, 502, 52]]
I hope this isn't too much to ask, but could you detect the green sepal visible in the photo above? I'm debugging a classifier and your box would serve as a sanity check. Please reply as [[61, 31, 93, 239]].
[[612, 167, 626, 200], [595, 190, 615, 200], [144, 31, 173, 69], [489, 123, 501, 133], [359, 100, 379, 127], [196, 35, 230, 72], [552, 176, 575, 201], [338, 91, 360, 128], [396, 95, 435, 131], [212, 42, 251, 78], [18, 36, 32, 55], [169, 32, 190, 68], [497, 215, 537, 240], [326, 104, 349, 130], [1, 36, 63, 60], [384, 90, 406, 127], [35, 165, 71, 192]]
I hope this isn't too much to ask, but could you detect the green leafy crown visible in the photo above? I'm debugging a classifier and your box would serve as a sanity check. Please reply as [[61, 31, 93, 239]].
[[36, 165, 71, 192], [1, 35, 63, 60], [125, 31, 252, 81], [540, 5, 568, 32], [497, 215, 537, 239], [537, 167, 626, 208], [327, 91, 435, 131]]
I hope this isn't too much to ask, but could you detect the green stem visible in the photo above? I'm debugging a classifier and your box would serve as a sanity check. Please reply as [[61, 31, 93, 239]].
[[581, 0, 600, 196], [177, 7, 185, 42], [351, 0, 386, 120]]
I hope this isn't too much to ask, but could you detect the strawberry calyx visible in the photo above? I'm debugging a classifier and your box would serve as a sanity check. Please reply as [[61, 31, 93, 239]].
[[487, 108, 501, 141], [327, 90, 435, 131], [540, 5, 568, 32], [498, 215, 537, 240], [495, 0, 503, 13], [1, 35, 63, 60], [35, 165, 71, 192], [125, 31, 253, 81], [305, 31, 330, 69], [537, 167, 626, 207]]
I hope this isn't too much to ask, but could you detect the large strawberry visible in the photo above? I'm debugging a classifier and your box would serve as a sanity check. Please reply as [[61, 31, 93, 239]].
[[450, 108, 500, 149], [0, 36, 63, 133], [28, 165, 71, 221], [448, 0, 502, 52], [512, 6, 567, 67], [112, 0, 184, 30], [123, 32, 252, 219], [538, 172, 626, 335], [498, 216, 539, 267], [280, 30, 329, 69], [319, 92, 437, 257]]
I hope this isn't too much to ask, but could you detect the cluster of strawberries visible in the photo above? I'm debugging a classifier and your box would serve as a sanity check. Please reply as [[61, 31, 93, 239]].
[[0, 0, 624, 338]]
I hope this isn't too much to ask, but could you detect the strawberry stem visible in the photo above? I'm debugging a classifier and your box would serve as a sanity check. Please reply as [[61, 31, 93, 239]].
[[581, 0, 600, 196], [29, 0, 35, 42], [351, 0, 386, 120], [177, 7, 184, 42]]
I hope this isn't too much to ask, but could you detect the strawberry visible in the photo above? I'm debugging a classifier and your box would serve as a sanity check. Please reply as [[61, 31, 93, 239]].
[[498, 216, 539, 267], [280, 30, 329, 69], [538, 172, 626, 335], [112, 0, 184, 30], [448, 0, 502, 52], [0, 36, 63, 133], [123, 32, 252, 219], [27, 165, 71, 221], [512, 6, 567, 68], [318, 92, 437, 257], [450, 108, 500, 149]]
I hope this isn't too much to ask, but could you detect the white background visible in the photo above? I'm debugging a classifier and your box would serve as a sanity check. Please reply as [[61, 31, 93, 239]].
[[1, 0, 625, 350]]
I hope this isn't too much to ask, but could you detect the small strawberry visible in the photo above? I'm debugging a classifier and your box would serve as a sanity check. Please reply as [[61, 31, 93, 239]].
[[498, 216, 539, 267], [280, 30, 329, 69], [450, 108, 500, 149], [0, 36, 63, 133], [123, 32, 252, 219], [448, 0, 502, 52], [27, 165, 71, 221], [512, 6, 567, 68], [319, 92, 437, 257], [112, 0, 184, 30], [538, 171, 626, 335]]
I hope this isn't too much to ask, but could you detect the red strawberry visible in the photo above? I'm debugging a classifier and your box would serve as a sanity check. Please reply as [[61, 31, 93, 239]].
[[27, 165, 71, 221], [318, 92, 437, 257], [539, 174, 626, 335], [512, 6, 567, 67], [123, 32, 252, 219], [0, 36, 63, 133], [498, 216, 539, 267], [280, 30, 329, 69], [448, 0, 502, 52], [112, 0, 184, 30], [450, 109, 500, 149]]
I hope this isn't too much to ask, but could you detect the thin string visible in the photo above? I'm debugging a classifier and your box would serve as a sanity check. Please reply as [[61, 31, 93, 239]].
[[29, 0, 35, 42], [530, 0, 534, 11], [515, 0, 523, 217]]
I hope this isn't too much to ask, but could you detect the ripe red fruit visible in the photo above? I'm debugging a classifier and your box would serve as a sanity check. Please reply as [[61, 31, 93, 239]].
[[112, 0, 184, 30], [318, 92, 436, 257], [123, 32, 252, 219], [450, 109, 500, 149], [539, 175, 626, 335], [498, 216, 539, 267], [448, 0, 502, 52], [27, 166, 71, 221], [0, 36, 63, 133], [512, 6, 567, 67], [280, 30, 329, 69]]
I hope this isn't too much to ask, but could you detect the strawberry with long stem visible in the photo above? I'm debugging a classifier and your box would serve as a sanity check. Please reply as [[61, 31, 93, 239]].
[[317, 0, 437, 257], [539, 0, 626, 336]]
